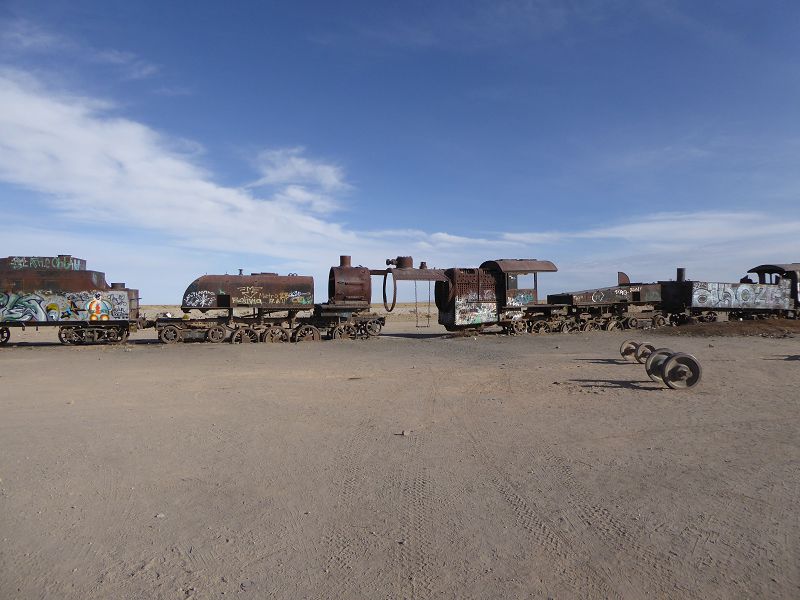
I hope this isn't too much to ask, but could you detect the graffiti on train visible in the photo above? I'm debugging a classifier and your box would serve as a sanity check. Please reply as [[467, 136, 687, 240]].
[[0, 291, 130, 323], [691, 280, 792, 310], [7, 256, 87, 271]]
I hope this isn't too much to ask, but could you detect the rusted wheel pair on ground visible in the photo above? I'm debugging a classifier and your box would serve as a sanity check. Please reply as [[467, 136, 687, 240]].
[[620, 339, 702, 389]]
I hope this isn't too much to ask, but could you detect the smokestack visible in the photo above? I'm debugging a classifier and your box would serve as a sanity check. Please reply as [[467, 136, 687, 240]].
[[339, 255, 351, 268], [676, 267, 686, 282]]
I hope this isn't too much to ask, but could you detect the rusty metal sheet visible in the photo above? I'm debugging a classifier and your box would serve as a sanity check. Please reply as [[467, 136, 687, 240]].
[[388, 268, 449, 282], [480, 259, 558, 273], [182, 274, 314, 310]]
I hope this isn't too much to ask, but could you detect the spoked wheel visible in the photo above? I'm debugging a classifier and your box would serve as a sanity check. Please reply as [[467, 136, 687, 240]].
[[261, 326, 290, 343], [231, 327, 259, 344], [205, 325, 227, 343], [510, 319, 527, 335], [661, 353, 702, 389], [605, 319, 621, 331], [159, 325, 182, 344], [0, 327, 10, 345], [703, 312, 718, 323], [105, 327, 126, 344], [581, 321, 600, 332], [530, 320, 551, 334], [331, 324, 357, 340], [619, 339, 638, 361], [626, 316, 639, 329], [651, 314, 668, 328], [58, 327, 76, 345], [560, 320, 580, 333], [645, 348, 674, 383], [293, 324, 321, 342], [634, 342, 656, 364], [365, 319, 383, 337]]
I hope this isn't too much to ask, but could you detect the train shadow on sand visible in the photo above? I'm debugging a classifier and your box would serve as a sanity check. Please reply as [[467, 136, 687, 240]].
[[762, 354, 800, 361]]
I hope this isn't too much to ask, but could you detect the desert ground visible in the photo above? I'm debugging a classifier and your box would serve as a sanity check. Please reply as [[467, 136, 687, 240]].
[[1, 312, 799, 599]]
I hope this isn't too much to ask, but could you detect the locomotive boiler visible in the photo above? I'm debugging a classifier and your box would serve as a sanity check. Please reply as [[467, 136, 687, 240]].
[[0, 254, 140, 345]]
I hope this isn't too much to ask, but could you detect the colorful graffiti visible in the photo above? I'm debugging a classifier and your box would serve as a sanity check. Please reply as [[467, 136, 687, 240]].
[[507, 291, 536, 307], [0, 290, 130, 323], [7, 256, 86, 271], [692, 281, 791, 310], [183, 290, 216, 308], [454, 291, 498, 325]]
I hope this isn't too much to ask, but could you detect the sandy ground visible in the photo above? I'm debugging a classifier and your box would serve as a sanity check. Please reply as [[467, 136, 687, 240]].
[[1, 319, 799, 599]]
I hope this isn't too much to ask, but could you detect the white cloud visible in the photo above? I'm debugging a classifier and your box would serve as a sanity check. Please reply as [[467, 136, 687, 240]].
[[0, 68, 797, 303]]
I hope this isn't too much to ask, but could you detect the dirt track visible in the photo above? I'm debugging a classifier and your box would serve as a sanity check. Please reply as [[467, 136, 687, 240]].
[[1, 322, 799, 599]]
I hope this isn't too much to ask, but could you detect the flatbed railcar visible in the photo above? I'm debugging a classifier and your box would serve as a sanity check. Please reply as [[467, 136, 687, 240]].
[[0, 255, 140, 345]]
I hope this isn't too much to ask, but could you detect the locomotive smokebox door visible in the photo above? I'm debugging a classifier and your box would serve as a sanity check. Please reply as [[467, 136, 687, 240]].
[[328, 255, 372, 307]]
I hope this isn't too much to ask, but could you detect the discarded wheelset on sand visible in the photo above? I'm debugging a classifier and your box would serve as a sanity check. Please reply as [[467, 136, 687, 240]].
[[619, 339, 657, 364], [620, 340, 702, 389], [644, 348, 702, 389]]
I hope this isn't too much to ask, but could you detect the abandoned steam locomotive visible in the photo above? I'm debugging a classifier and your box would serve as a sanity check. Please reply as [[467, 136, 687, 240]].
[[2, 252, 798, 346], [0, 255, 140, 345], [153, 255, 385, 343], [425, 260, 799, 334]]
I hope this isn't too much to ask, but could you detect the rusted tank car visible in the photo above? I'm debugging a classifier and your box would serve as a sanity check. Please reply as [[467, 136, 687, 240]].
[[155, 255, 384, 344], [0, 255, 140, 345]]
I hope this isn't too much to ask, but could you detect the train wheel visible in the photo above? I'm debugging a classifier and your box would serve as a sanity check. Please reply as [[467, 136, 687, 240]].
[[634, 342, 656, 364], [581, 321, 599, 332], [205, 325, 227, 343], [560, 320, 580, 333], [262, 326, 290, 343], [530, 321, 551, 334], [331, 324, 356, 340], [231, 328, 259, 344], [293, 324, 321, 342], [651, 314, 668, 328], [661, 353, 702, 389], [0, 327, 10, 345], [645, 348, 674, 383], [605, 319, 620, 331], [703, 312, 718, 323], [159, 325, 182, 344], [510, 319, 527, 335], [105, 327, 125, 344], [365, 319, 382, 337], [619, 339, 638, 360], [58, 327, 76, 345], [626, 316, 639, 329]]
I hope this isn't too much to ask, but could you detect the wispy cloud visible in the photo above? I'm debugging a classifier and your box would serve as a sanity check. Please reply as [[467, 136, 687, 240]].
[[248, 147, 349, 213], [0, 68, 797, 301], [91, 49, 159, 80], [0, 18, 159, 80]]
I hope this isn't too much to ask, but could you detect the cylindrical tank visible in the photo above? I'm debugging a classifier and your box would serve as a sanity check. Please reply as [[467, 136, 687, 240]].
[[181, 274, 314, 311], [328, 256, 371, 306]]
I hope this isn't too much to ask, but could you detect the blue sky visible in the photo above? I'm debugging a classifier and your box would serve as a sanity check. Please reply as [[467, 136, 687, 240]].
[[1, 1, 798, 302]]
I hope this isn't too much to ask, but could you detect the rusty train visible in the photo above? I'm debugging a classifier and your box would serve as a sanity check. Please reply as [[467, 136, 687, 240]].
[[1, 253, 798, 345], [427, 261, 799, 334]]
